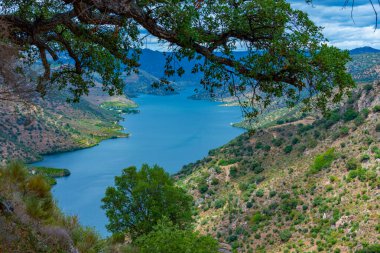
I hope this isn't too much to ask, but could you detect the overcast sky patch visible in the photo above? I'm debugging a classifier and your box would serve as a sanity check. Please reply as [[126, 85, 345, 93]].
[[290, 0, 380, 49]]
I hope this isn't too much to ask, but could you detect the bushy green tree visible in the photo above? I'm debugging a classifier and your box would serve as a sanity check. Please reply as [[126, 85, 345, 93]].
[[102, 164, 193, 239], [135, 220, 219, 253]]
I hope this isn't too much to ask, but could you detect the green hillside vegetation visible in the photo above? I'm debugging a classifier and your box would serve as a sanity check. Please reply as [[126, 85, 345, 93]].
[[0, 162, 104, 252], [233, 104, 309, 131], [347, 53, 380, 83], [176, 83, 380, 253], [28, 166, 71, 185], [0, 91, 128, 163], [100, 101, 139, 113]]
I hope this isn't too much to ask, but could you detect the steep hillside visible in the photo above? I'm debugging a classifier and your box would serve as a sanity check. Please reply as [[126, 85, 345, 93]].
[[0, 162, 104, 252], [176, 83, 380, 252], [0, 89, 132, 164], [347, 53, 380, 83]]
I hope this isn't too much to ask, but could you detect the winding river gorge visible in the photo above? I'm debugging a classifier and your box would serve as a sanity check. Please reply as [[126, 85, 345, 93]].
[[33, 88, 244, 235]]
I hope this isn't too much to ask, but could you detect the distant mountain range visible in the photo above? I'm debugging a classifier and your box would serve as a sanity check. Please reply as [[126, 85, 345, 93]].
[[349, 46, 380, 55], [138, 49, 249, 84]]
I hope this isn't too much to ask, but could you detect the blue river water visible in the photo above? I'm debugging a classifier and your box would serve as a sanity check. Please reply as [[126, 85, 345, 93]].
[[32, 89, 244, 236]]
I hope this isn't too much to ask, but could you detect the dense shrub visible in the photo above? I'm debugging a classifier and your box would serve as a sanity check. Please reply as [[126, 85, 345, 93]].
[[372, 147, 380, 159], [199, 183, 209, 194], [250, 212, 265, 224], [211, 178, 219, 186], [356, 244, 380, 253], [280, 198, 298, 214], [376, 123, 380, 132], [364, 84, 373, 92], [25, 195, 53, 219], [297, 144, 307, 153], [279, 229, 292, 242], [272, 138, 284, 147], [230, 167, 238, 178], [309, 148, 336, 174], [227, 234, 238, 243], [251, 161, 264, 174], [346, 158, 360, 171], [342, 108, 359, 122], [373, 105, 380, 113], [269, 190, 277, 198], [219, 159, 238, 166], [255, 142, 264, 149], [354, 115, 365, 126], [360, 154, 370, 162], [136, 221, 219, 253], [284, 145, 293, 154], [71, 227, 103, 253], [254, 175, 265, 184], [263, 145, 271, 152], [339, 126, 349, 136], [298, 124, 314, 133], [291, 137, 300, 145], [255, 189, 264, 197], [26, 175, 51, 198], [323, 111, 341, 128], [214, 199, 225, 209], [347, 168, 368, 182], [5, 161, 28, 183], [361, 108, 370, 118], [238, 182, 248, 191]]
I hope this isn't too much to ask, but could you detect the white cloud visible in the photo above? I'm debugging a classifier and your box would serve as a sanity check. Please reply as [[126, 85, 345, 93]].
[[290, 1, 380, 49]]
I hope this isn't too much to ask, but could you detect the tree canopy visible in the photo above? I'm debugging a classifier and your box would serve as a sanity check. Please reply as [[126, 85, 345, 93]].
[[135, 219, 219, 253], [101, 164, 193, 240], [0, 0, 355, 116]]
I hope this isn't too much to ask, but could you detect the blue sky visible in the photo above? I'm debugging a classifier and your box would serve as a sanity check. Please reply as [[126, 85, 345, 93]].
[[144, 0, 380, 51]]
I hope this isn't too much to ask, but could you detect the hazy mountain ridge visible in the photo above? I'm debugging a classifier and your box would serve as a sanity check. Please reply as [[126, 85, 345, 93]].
[[350, 47, 380, 55]]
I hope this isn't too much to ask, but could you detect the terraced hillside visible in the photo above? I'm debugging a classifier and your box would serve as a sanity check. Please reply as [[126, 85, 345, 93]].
[[176, 83, 380, 253]]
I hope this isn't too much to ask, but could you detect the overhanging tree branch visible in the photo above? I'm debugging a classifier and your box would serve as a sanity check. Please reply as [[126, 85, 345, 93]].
[[0, 0, 355, 117]]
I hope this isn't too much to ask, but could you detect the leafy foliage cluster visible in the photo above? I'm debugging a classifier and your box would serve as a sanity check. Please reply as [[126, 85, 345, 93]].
[[102, 164, 218, 252], [0, 0, 354, 118], [309, 148, 336, 174]]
